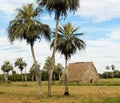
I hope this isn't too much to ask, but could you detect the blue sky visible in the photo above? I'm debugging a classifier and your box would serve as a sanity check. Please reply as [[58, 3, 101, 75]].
[[0, 0, 120, 73]]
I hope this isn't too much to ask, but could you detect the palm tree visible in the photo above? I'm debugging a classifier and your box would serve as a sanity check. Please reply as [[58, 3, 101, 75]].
[[14, 57, 27, 82], [111, 64, 115, 78], [51, 23, 86, 95], [37, 0, 80, 96], [1, 60, 13, 83], [105, 65, 110, 78], [7, 3, 51, 96]]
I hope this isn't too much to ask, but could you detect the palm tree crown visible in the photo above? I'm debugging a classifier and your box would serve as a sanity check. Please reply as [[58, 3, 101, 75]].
[[51, 23, 86, 60], [1, 60, 13, 83], [111, 64, 115, 70], [106, 65, 110, 71], [7, 3, 51, 46], [1, 61, 13, 73], [37, 0, 80, 19], [14, 57, 27, 73]]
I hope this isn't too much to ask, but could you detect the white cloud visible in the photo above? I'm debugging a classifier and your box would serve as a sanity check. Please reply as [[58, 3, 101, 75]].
[[108, 31, 120, 40], [1, 0, 120, 22], [0, 0, 34, 14], [0, 37, 51, 73], [68, 35, 120, 73], [0, 36, 120, 74], [77, 0, 120, 22], [0, 29, 6, 36], [0, 0, 35, 21], [41, 15, 51, 21], [0, 0, 120, 74], [85, 39, 120, 72]]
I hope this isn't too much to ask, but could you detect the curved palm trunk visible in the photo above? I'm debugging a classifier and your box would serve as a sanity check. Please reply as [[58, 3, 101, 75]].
[[64, 58, 70, 96], [58, 73, 61, 81], [32, 73, 35, 81], [48, 57, 55, 97], [4, 72, 8, 83], [48, 17, 59, 97], [30, 44, 42, 96], [30, 45, 37, 63]]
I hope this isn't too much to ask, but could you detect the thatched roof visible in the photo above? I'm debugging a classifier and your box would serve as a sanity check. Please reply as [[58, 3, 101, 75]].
[[61, 62, 100, 83]]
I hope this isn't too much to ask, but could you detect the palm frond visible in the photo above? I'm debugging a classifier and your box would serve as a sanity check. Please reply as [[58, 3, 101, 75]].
[[51, 22, 86, 60], [7, 3, 51, 45], [38, 0, 80, 20]]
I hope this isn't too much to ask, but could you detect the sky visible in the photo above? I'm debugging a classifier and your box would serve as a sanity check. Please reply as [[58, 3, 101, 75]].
[[0, 0, 120, 74]]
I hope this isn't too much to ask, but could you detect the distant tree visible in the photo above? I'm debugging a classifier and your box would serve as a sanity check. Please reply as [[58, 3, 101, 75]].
[[1, 60, 13, 83], [54, 63, 64, 81], [51, 23, 86, 95], [14, 57, 27, 82], [111, 64, 115, 78], [113, 70, 120, 78], [41, 70, 48, 81], [42, 56, 51, 81], [29, 64, 36, 81], [43, 57, 64, 82], [43, 56, 51, 72], [101, 69, 120, 78], [105, 65, 110, 78], [12, 70, 16, 75]]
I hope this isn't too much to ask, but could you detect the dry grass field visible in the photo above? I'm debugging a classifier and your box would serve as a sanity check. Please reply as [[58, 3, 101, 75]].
[[0, 79, 120, 103]]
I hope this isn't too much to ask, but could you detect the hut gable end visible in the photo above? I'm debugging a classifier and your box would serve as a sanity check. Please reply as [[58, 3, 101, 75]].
[[61, 62, 100, 83]]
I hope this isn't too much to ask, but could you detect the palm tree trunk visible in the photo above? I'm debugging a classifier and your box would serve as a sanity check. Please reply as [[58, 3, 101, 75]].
[[106, 72, 108, 78], [30, 44, 42, 96], [48, 57, 55, 97], [59, 73, 61, 81], [30, 44, 37, 63], [25, 68, 27, 83], [53, 72, 56, 83], [21, 71, 23, 83], [32, 74, 34, 81], [48, 17, 59, 97], [5, 73, 8, 83], [64, 58, 70, 96], [35, 64, 42, 96], [112, 71, 114, 78]]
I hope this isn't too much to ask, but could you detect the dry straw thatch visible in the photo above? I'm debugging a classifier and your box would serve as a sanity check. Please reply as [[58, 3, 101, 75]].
[[61, 62, 100, 83]]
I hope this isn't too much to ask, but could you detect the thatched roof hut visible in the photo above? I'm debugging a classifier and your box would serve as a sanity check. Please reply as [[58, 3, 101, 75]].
[[61, 62, 100, 83]]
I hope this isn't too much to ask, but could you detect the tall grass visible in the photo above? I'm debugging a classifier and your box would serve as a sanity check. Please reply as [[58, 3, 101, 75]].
[[0, 79, 120, 103]]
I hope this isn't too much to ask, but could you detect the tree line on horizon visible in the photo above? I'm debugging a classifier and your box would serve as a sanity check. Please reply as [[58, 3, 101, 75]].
[[100, 64, 120, 78], [1, 0, 86, 97], [1, 59, 120, 82], [0, 56, 64, 82]]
